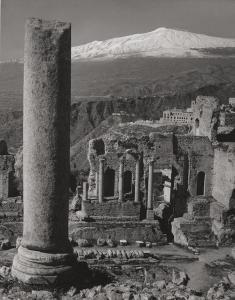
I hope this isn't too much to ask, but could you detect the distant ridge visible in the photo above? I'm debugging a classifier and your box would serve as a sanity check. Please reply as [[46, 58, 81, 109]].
[[72, 27, 235, 61]]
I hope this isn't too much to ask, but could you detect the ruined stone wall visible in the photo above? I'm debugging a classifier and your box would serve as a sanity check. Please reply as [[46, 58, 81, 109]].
[[175, 135, 214, 197], [224, 113, 235, 127], [69, 220, 166, 244], [192, 96, 220, 140], [212, 144, 235, 209], [88, 133, 174, 204], [83, 201, 141, 219], [0, 155, 15, 200], [146, 133, 173, 169]]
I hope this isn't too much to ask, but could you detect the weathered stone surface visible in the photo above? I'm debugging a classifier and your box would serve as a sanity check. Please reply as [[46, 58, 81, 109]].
[[152, 280, 166, 290], [70, 193, 81, 211], [212, 145, 235, 210], [0, 239, 11, 250], [0, 266, 11, 278], [231, 247, 235, 259], [106, 238, 117, 247], [97, 238, 106, 246], [228, 271, 235, 286], [76, 238, 91, 247], [31, 290, 55, 299], [69, 220, 166, 245], [12, 18, 76, 285], [172, 270, 189, 286]]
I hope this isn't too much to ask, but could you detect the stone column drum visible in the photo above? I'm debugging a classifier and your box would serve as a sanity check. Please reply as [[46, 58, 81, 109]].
[[118, 157, 124, 202], [147, 160, 154, 210], [98, 158, 105, 203], [12, 18, 76, 285], [147, 159, 154, 220], [134, 159, 140, 203]]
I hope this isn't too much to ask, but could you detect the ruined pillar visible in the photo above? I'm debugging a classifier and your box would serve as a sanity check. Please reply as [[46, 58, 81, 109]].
[[12, 18, 75, 285], [118, 157, 124, 202], [134, 159, 140, 203], [82, 182, 88, 201], [95, 172, 99, 197], [147, 159, 154, 220], [98, 158, 105, 203]]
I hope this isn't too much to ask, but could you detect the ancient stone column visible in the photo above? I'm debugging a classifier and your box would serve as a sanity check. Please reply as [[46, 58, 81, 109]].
[[147, 159, 154, 220], [12, 18, 75, 285], [147, 160, 154, 209], [98, 158, 105, 203], [82, 182, 88, 201], [95, 172, 99, 197], [0, 140, 15, 200], [118, 157, 124, 202], [134, 159, 140, 203]]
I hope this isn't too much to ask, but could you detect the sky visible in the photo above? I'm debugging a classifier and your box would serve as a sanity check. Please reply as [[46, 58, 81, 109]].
[[1, 0, 235, 60]]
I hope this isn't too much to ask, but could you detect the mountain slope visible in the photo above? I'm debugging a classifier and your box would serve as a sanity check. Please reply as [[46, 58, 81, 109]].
[[72, 28, 235, 61]]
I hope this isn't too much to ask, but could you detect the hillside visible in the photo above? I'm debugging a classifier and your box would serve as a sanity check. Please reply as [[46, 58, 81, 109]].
[[1, 58, 235, 155], [1, 51, 235, 178], [1, 57, 235, 109]]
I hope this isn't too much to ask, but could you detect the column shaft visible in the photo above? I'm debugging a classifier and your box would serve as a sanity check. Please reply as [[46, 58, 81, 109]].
[[95, 172, 99, 198], [82, 182, 88, 201], [147, 161, 154, 210], [98, 159, 104, 203], [134, 159, 140, 203], [118, 158, 124, 202], [12, 18, 75, 285]]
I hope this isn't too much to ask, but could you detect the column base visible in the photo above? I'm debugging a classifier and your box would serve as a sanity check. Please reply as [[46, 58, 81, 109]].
[[146, 209, 155, 220], [12, 246, 77, 285]]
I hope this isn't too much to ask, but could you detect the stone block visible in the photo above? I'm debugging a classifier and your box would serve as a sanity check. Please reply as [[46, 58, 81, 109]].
[[210, 201, 227, 223], [82, 200, 141, 218], [120, 240, 128, 246], [69, 220, 166, 245], [136, 241, 145, 247], [188, 198, 210, 217], [231, 248, 235, 259]]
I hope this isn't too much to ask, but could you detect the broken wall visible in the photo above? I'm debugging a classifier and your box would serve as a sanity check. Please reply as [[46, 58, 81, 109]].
[[212, 144, 235, 209], [192, 96, 220, 140]]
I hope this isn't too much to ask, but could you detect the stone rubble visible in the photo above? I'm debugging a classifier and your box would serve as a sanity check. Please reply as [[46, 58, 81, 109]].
[[74, 247, 148, 260], [0, 239, 11, 250], [0, 265, 233, 299]]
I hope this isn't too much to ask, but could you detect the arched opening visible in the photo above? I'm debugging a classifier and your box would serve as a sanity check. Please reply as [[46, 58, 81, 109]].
[[0, 140, 8, 155], [124, 170, 132, 194], [197, 171, 205, 196], [195, 118, 200, 136], [104, 168, 115, 197], [93, 139, 105, 156]]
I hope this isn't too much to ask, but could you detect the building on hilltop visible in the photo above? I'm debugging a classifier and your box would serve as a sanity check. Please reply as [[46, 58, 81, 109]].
[[160, 108, 193, 125]]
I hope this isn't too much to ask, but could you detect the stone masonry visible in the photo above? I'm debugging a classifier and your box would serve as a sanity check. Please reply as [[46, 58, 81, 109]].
[[12, 18, 76, 285]]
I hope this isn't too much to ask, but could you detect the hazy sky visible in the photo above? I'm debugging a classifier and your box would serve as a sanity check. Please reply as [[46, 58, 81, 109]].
[[1, 0, 235, 60]]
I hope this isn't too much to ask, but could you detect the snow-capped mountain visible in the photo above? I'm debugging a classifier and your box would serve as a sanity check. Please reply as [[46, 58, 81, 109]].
[[72, 27, 235, 61]]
